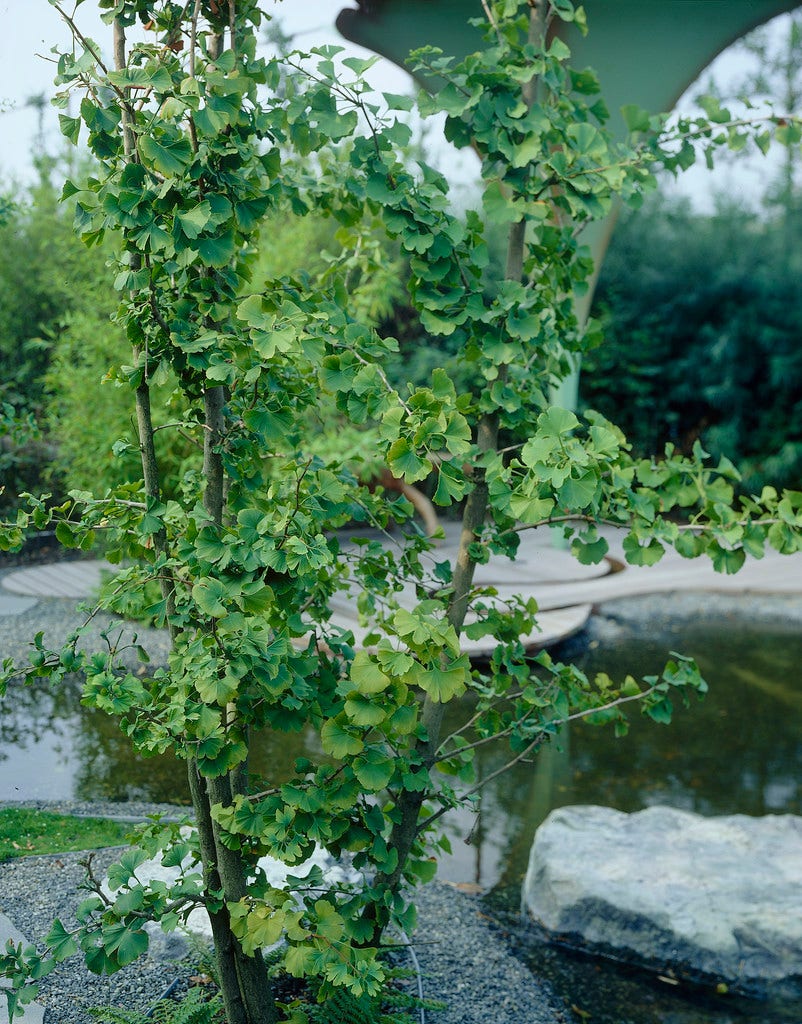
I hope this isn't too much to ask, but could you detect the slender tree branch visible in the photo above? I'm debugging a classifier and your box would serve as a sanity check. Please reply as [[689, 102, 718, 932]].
[[113, 15, 176, 634], [178, 427, 204, 450], [504, 512, 789, 537], [189, 0, 202, 79], [363, 1, 547, 940], [480, 0, 501, 42], [420, 683, 660, 834]]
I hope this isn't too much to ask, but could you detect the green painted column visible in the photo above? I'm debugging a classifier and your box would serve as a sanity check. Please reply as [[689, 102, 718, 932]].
[[337, 1, 799, 127], [338, 1, 801, 406]]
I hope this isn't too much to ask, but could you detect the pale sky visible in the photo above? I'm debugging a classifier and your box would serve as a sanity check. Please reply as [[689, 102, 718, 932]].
[[0, 2, 796, 209], [0, 0, 412, 182]]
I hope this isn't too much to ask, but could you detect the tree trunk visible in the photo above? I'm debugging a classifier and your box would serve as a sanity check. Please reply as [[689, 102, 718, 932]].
[[361, 1, 546, 942], [198, 379, 279, 1019], [113, 15, 278, 1021], [189, 766, 279, 1024]]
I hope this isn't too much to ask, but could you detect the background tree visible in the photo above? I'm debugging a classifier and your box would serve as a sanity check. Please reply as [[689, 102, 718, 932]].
[[0, 161, 111, 412], [583, 193, 802, 492], [0, 160, 115, 511], [582, 9, 802, 492], [722, 11, 802, 233]]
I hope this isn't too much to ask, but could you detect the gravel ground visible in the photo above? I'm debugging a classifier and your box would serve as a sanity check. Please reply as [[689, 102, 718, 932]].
[[0, 585, 173, 675], [0, 835, 566, 1024], [1, 846, 200, 1023]]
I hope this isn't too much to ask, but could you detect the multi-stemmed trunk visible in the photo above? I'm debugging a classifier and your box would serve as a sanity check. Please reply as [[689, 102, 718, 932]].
[[116, 12, 279, 1017]]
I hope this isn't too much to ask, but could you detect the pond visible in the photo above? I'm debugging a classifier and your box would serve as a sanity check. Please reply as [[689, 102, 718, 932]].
[[2, 594, 801, 1023]]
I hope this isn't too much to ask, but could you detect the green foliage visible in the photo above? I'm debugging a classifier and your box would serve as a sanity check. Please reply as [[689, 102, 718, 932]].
[[2, 1, 802, 1022], [708, 11, 802, 222], [0, 167, 113, 509], [0, 155, 198, 509], [298, 983, 396, 1024], [292, 962, 442, 1024], [96, 565, 167, 626], [45, 307, 198, 497], [297, 974, 438, 1024], [584, 194, 802, 490], [0, 405, 52, 516], [0, 169, 109, 412]]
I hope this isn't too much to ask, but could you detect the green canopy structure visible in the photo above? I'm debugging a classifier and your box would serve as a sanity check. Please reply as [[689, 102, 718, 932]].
[[337, 1, 801, 404], [337, 1, 799, 135]]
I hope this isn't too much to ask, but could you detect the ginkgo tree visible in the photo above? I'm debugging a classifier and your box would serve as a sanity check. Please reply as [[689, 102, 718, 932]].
[[2, 1, 802, 1021]]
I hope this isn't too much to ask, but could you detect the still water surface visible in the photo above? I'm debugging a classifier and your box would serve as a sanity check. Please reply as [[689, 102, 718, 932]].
[[2, 603, 801, 1023]]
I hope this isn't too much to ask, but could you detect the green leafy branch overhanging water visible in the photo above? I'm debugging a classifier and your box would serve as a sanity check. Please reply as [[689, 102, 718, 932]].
[[2, 0, 802, 1020]]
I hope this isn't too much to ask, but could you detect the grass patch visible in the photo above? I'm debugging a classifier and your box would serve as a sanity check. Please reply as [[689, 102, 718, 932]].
[[0, 808, 131, 862]]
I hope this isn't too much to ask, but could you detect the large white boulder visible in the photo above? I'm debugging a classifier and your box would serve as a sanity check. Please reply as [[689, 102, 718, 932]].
[[522, 805, 802, 997]]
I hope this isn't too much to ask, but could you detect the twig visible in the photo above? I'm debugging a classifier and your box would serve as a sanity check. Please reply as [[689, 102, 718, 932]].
[[178, 428, 204, 450], [54, 1, 137, 123], [148, 275, 172, 337], [420, 684, 661, 833], [349, 348, 412, 416], [190, 0, 202, 79], [480, 0, 501, 42]]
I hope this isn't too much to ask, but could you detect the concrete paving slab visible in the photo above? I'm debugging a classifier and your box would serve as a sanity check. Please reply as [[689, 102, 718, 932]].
[[437, 544, 610, 586], [0, 911, 28, 950], [2, 561, 111, 599], [0, 912, 45, 1024], [0, 990, 44, 1023]]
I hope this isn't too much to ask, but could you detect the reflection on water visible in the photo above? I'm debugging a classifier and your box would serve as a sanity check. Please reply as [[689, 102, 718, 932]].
[[2, 609, 801, 890], [0, 675, 326, 807], [443, 611, 802, 890]]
